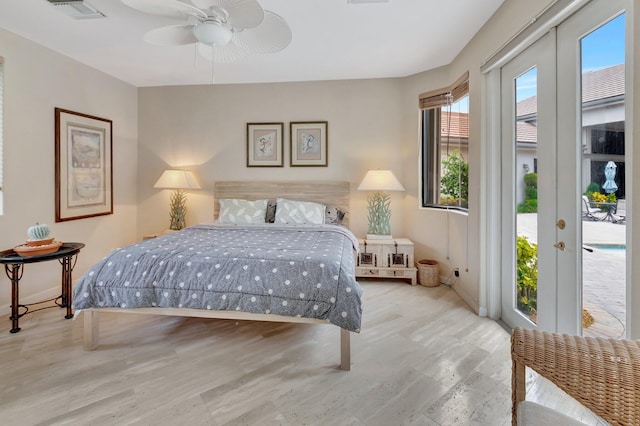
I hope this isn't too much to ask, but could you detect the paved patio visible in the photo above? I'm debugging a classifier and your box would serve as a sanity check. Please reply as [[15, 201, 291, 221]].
[[517, 213, 626, 338]]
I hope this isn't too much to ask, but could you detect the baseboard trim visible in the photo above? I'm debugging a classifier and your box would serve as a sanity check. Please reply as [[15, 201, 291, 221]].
[[452, 285, 480, 316]]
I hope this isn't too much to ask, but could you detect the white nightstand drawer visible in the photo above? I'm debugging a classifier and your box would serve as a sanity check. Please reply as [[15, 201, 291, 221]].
[[355, 267, 380, 277], [381, 269, 414, 278]]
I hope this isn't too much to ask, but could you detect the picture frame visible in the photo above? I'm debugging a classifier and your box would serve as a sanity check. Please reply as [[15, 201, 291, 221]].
[[246, 122, 284, 167], [290, 121, 328, 167], [55, 108, 113, 222]]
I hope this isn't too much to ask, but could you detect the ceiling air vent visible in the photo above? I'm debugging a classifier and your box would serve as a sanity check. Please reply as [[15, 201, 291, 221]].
[[46, 0, 105, 19]]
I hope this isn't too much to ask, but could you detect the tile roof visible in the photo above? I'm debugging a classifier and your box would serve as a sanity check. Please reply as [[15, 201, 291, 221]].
[[517, 63, 624, 117], [517, 96, 538, 117], [440, 111, 469, 140], [517, 121, 537, 143], [582, 63, 625, 103]]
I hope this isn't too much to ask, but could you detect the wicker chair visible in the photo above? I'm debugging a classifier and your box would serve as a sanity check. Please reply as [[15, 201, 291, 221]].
[[511, 327, 640, 426]]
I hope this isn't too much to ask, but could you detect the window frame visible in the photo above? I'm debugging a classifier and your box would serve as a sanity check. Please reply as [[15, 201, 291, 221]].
[[419, 73, 469, 212]]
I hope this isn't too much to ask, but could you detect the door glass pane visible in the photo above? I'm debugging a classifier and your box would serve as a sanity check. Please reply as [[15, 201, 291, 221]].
[[515, 67, 538, 323], [581, 14, 626, 338]]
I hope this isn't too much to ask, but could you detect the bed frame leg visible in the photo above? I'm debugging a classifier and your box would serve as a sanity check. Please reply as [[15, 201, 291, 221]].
[[340, 328, 351, 371], [83, 310, 99, 351]]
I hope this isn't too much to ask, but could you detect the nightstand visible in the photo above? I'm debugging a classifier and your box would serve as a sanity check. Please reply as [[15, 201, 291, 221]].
[[355, 238, 417, 285]]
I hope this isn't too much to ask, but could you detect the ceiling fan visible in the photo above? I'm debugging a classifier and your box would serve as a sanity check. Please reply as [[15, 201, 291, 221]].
[[121, 0, 292, 63]]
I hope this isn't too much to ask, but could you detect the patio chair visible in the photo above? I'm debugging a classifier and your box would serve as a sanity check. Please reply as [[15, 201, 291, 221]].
[[511, 327, 640, 426], [582, 195, 604, 221]]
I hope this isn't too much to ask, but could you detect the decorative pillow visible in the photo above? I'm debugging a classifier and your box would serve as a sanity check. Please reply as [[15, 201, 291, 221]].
[[265, 200, 277, 223], [218, 199, 268, 224], [325, 206, 346, 225], [274, 198, 326, 225]]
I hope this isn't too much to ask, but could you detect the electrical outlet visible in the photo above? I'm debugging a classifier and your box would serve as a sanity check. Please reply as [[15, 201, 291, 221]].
[[453, 268, 460, 277]]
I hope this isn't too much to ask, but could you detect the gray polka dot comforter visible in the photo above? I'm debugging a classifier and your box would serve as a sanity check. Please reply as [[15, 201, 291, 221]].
[[73, 224, 363, 332]]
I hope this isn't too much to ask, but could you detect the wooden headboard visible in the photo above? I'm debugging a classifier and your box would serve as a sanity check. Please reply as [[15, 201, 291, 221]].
[[214, 181, 351, 227]]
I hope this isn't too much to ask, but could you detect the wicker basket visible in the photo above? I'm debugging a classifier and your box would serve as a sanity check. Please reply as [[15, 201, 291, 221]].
[[417, 259, 439, 287]]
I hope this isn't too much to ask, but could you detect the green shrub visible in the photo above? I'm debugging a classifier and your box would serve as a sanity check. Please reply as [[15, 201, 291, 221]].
[[525, 187, 537, 200], [517, 172, 538, 213], [523, 173, 537, 189], [440, 150, 469, 205], [585, 182, 600, 195], [516, 236, 538, 314], [517, 199, 538, 213]]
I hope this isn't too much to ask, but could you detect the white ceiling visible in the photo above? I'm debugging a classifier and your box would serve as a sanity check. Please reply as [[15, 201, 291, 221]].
[[0, 0, 505, 87]]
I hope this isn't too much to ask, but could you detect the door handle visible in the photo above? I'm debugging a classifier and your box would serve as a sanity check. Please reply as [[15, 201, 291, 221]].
[[554, 241, 566, 251]]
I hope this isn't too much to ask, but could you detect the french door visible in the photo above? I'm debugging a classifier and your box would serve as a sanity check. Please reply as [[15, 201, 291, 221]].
[[500, 0, 626, 334], [501, 31, 558, 331]]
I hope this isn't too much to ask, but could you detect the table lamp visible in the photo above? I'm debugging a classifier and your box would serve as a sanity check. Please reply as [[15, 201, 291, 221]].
[[357, 170, 405, 239], [154, 169, 201, 230]]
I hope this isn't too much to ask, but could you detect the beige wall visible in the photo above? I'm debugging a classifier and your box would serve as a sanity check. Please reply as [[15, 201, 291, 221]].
[[137, 79, 408, 240], [401, 0, 555, 312], [0, 29, 138, 312]]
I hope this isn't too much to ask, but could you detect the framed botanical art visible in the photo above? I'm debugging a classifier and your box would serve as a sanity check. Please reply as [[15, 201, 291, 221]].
[[55, 108, 113, 222], [290, 121, 328, 166], [246, 122, 284, 167]]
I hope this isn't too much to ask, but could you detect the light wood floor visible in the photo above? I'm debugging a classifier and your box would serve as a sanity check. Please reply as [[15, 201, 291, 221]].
[[0, 280, 603, 425]]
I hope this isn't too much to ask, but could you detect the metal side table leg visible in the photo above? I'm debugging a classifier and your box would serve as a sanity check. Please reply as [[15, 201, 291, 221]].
[[59, 254, 77, 319], [6, 264, 24, 333]]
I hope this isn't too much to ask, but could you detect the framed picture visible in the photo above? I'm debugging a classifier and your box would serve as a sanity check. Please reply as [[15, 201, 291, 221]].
[[55, 108, 113, 222], [290, 121, 328, 167], [246, 122, 284, 167]]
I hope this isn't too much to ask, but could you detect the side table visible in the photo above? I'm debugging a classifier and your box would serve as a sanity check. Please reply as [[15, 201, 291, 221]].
[[0, 242, 85, 333], [355, 238, 417, 285]]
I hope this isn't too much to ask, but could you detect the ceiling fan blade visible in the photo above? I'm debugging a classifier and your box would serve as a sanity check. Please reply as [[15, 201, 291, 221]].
[[233, 10, 291, 54], [121, 0, 207, 19], [197, 41, 249, 62], [144, 25, 198, 45], [190, 0, 264, 29]]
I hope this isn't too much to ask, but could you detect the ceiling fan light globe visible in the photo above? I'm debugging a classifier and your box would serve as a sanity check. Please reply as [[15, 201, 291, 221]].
[[193, 22, 232, 46]]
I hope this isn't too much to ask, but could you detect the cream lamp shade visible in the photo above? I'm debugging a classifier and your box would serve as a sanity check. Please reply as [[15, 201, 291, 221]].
[[357, 170, 405, 240], [357, 170, 405, 192], [153, 170, 201, 190], [154, 170, 201, 231]]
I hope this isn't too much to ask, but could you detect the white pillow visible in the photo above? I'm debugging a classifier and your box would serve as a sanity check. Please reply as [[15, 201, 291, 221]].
[[274, 198, 326, 225], [218, 199, 268, 224]]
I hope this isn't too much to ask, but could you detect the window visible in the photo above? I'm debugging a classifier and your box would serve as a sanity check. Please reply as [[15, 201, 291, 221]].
[[0, 58, 3, 215], [420, 72, 469, 210]]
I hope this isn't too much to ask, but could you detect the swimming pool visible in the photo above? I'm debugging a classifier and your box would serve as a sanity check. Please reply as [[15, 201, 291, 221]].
[[589, 244, 626, 256]]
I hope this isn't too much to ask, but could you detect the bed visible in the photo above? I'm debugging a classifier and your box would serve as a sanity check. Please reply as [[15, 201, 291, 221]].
[[72, 181, 361, 371]]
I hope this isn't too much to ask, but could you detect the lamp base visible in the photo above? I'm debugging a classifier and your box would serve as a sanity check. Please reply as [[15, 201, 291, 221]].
[[366, 234, 393, 240]]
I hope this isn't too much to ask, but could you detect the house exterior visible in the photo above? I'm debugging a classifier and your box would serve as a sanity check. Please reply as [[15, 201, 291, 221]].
[[515, 64, 626, 204]]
